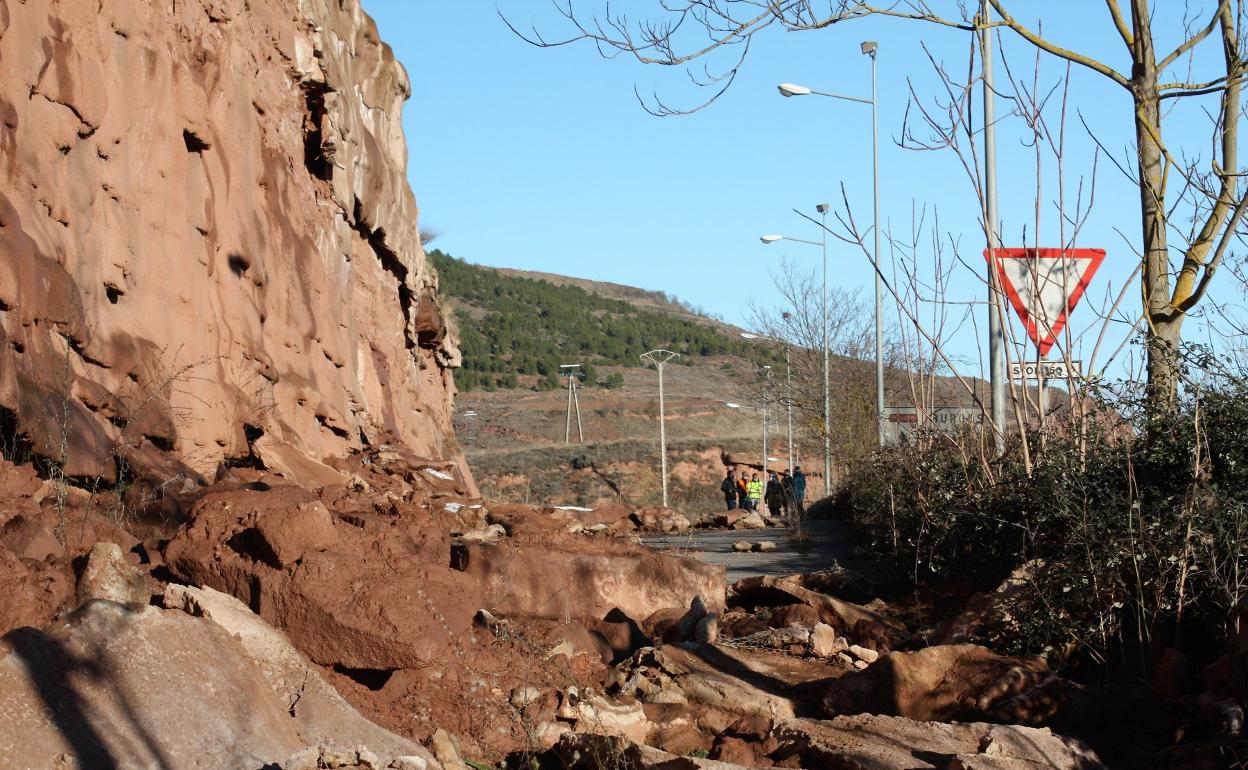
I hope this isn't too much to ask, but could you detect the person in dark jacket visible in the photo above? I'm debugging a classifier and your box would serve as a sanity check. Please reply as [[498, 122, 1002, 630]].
[[765, 472, 785, 519], [792, 467, 807, 513], [780, 470, 796, 519], [735, 472, 750, 511], [720, 470, 738, 510]]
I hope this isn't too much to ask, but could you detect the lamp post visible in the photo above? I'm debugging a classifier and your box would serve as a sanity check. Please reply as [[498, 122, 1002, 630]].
[[740, 331, 792, 475], [759, 227, 831, 496], [640, 349, 678, 508], [778, 40, 885, 447], [725, 400, 777, 492]]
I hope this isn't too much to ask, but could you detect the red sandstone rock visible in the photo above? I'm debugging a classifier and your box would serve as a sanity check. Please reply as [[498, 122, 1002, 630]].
[[165, 485, 481, 670], [819, 644, 1051, 723], [0, 0, 469, 490], [455, 538, 725, 624]]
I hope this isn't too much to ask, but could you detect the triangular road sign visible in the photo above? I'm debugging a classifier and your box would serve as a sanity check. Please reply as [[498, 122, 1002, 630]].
[[984, 247, 1105, 356]]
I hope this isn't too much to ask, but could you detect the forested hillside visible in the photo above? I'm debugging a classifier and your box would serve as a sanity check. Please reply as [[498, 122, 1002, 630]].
[[431, 250, 759, 390]]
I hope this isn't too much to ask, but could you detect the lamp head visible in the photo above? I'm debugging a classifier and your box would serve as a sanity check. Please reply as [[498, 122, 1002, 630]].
[[816, 203, 829, 214], [777, 83, 811, 97], [861, 41, 878, 56], [760, 234, 783, 244]]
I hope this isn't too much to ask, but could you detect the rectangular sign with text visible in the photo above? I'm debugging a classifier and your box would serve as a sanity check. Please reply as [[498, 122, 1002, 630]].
[[1009, 360, 1081, 380]]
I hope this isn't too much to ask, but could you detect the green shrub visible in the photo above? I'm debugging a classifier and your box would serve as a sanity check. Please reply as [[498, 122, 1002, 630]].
[[843, 352, 1248, 677]]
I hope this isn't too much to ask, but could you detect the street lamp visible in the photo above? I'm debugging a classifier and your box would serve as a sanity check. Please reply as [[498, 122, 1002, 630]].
[[760, 217, 831, 498], [725, 399, 768, 493], [777, 40, 885, 448], [740, 332, 792, 475]]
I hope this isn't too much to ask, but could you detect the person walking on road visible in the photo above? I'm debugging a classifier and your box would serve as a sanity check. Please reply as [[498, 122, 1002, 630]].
[[721, 470, 738, 510], [735, 472, 750, 511], [765, 472, 785, 520], [746, 473, 763, 512], [780, 470, 796, 520], [792, 466, 807, 514]]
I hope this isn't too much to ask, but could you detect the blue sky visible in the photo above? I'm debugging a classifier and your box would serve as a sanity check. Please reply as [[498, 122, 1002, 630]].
[[361, 1, 1240, 383]]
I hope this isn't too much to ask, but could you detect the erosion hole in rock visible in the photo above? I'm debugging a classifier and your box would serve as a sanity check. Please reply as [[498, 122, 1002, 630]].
[[315, 414, 349, 439], [227, 253, 251, 277], [0, 405, 35, 464], [10, 340, 23, 353], [143, 434, 176, 452], [224, 423, 266, 470], [104, 283, 123, 304], [302, 82, 333, 182], [450, 542, 469, 571], [182, 129, 211, 153], [333, 665, 395, 692], [226, 527, 281, 570]]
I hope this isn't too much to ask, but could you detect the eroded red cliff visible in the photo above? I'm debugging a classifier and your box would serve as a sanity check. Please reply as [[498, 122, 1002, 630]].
[[0, 0, 467, 488]]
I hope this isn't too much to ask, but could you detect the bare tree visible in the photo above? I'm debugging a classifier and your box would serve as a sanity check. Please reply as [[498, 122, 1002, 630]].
[[746, 258, 883, 465], [508, 1, 1248, 416]]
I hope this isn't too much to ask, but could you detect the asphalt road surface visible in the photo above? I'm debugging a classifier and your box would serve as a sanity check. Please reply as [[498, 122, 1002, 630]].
[[642, 519, 869, 584]]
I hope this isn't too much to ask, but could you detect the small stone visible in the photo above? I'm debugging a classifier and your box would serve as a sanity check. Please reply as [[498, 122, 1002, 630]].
[[854, 659, 870, 670], [836, 652, 855, 667], [388, 758, 429, 770], [321, 748, 357, 768], [694, 613, 719, 645], [810, 622, 837, 657], [510, 685, 542, 708], [281, 746, 321, 770], [849, 644, 880, 663], [357, 748, 381, 769], [753, 541, 777, 552], [78, 542, 151, 606], [732, 540, 752, 552], [427, 728, 469, 770]]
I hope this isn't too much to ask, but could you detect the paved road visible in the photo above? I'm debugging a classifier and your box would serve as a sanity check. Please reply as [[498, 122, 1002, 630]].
[[642, 519, 868, 584]]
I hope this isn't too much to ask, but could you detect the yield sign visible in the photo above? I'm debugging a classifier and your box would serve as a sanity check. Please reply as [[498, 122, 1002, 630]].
[[985, 247, 1105, 356]]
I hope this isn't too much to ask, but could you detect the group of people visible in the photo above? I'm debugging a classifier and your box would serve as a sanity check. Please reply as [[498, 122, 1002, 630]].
[[720, 466, 807, 519]]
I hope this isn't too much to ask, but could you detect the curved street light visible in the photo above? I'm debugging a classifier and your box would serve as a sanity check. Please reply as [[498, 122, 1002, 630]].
[[760, 206, 832, 497], [777, 41, 884, 450]]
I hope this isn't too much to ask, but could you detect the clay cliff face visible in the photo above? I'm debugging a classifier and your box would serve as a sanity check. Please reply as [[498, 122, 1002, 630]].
[[0, 0, 467, 487]]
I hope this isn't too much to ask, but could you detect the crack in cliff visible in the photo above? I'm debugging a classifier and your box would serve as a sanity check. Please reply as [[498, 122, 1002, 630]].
[[352, 196, 416, 351], [30, 89, 97, 138]]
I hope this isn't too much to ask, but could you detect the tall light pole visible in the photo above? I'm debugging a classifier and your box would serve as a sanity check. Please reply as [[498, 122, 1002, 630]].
[[760, 229, 832, 496], [741, 331, 792, 475], [778, 39, 885, 447], [981, 0, 1007, 446], [640, 349, 678, 508]]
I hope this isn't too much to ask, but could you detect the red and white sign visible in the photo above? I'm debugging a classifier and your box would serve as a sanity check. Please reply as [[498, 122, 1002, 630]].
[[985, 248, 1105, 356]]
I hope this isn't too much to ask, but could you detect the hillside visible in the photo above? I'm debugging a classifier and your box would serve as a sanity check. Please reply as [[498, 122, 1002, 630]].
[[430, 249, 762, 390]]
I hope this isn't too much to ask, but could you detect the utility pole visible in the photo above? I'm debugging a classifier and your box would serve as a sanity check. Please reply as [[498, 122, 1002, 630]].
[[762, 365, 772, 484], [817, 204, 832, 496], [640, 350, 678, 508], [982, 0, 1007, 448], [561, 364, 584, 444]]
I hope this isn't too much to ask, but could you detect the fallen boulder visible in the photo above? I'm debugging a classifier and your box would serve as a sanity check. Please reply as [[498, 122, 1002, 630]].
[[732, 574, 899, 650], [0, 601, 301, 769], [772, 715, 1104, 770], [819, 644, 1051, 723], [163, 584, 437, 767], [454, 539, 725, 623], [165, 486, 481, 670]]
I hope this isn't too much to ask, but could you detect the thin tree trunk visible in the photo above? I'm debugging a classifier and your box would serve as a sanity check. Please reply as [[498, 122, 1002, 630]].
[[1131, 0, 1181, 413]]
